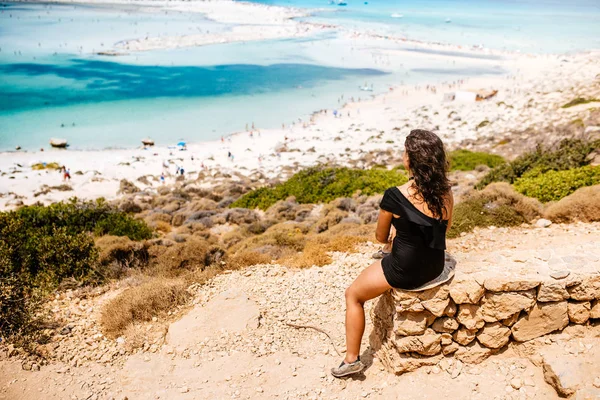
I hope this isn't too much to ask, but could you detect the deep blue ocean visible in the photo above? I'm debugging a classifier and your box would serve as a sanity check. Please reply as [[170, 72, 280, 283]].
[[0, 0, 598, 151]]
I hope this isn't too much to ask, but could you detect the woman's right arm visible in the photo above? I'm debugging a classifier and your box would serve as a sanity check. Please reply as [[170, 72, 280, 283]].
[[375, 209, 393, 244]]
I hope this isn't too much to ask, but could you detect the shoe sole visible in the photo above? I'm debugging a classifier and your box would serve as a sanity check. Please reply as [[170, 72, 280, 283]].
[[331, 366, 365, 378]]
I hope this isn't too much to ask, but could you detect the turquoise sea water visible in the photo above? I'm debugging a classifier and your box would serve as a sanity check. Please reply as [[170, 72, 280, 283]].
[[255, 0, 600, 53], [0, 1, 598, 151]]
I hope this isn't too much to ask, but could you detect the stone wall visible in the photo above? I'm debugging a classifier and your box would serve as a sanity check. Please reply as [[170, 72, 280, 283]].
[[370, 272, 600, 375]]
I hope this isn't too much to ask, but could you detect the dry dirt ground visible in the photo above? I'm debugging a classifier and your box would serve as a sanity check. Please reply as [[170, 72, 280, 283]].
[[1, 222, 600, 400]]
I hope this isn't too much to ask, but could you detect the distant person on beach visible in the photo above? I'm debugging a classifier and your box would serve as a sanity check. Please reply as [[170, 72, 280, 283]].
[[61, 166, 71, 181], [331, 130, 454, 378]]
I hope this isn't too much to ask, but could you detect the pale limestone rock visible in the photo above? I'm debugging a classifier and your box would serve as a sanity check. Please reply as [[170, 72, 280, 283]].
[[511, 301, 569, 342], [443, 300, 457, 317], [483, 277, 540, 292], [591, 300, 600, 319], [454, 341, 493, 364], [535, 218, 552, 228], [480, 290, 536, 322], [377, 341, 443, 375], [541, 350, 582, 397], [394, 312, 433, 336], [431, 317, 459, 333], [392, 330, 441, 356], [567, 276, 600, 301], [477, 322, 511, 349], [449, 280, 485, 304], [392, 286, 450, 313], [442, 342, 460, 356], [395, 300, 424, 313], [456, 304, 485, 330], [440, 333, 453, 345], [567, 301, 591, 324], [392, 285, 450, 302], [453, 327, 478, 346], [537, 281, 570, 302], [421, 297, 451, 317], [574, 387, 600, 400], [501, 312, 520, 327], [550, 270, 570, 280]]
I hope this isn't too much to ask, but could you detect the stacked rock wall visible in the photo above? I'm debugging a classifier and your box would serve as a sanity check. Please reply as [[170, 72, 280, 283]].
[[370, 273, 600, 375]]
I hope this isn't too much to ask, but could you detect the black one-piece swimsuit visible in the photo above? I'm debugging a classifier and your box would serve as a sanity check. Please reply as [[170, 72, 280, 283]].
[[379, 186, 448, 290]]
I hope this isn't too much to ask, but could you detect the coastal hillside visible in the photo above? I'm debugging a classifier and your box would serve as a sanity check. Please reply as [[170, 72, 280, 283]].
[[1, 0, 600, 398], [1, 129, 600, 398]]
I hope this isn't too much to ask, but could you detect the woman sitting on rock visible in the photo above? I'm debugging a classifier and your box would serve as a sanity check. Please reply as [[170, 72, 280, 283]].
[[332, 129, 454, 378]]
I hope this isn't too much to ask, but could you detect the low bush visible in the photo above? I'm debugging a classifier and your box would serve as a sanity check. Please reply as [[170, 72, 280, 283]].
[[448, 183, 542, 238], [544, 185, 600, 223], [448, 149, 505, 171], [513, 166, 600, 202], [0, 200, 153, 340], [100, 278, 189, 338], [231, 167, 407, 210], [95, 236, 149, 278], [0, 250, 44, 340], [476, 139, 600, 189], [155, 238, 211, 275]]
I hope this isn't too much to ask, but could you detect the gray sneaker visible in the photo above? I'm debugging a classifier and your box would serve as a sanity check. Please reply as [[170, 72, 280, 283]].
[[331, 358, 365, 378], [372, 249, 391, 259]]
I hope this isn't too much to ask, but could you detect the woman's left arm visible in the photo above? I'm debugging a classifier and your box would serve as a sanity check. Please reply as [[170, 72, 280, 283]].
[[445, 191, 455, 231]]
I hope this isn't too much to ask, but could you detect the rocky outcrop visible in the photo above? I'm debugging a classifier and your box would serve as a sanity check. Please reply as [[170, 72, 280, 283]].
[[371, 270, 600, 378]]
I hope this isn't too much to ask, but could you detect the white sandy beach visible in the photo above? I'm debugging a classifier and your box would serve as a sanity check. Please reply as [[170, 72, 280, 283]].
[[2, 0, 600, 210]]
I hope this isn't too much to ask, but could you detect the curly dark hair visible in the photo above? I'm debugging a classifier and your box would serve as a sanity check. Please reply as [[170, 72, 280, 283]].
[[404, 129, 451, 219]]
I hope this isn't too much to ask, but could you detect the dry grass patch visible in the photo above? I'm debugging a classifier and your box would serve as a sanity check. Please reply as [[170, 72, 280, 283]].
[[544, 185, 600, 223], [283, 241, 331, 268], [155, 237, 211, 275], [100, 277, 189, 338], [154, 220, 172, 234], [95, 236, 149, 277], [227, 251, 272, 270], [282, 231, 368, 269], [220, 227, 252, 248], [230, 222, 309, 254]]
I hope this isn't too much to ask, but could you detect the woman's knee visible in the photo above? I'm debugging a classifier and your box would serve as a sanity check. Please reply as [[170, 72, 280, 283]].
[[345, 285, 363, 304]]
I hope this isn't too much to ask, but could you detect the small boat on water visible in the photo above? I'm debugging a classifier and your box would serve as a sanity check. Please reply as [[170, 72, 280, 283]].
[[359, 83, 373, 91], [141, 138, 155, 146], [445, 18, 452, 23], [49, 138, 68, 148], [337, 1, 348, 6], [390, 13, 403, 18]]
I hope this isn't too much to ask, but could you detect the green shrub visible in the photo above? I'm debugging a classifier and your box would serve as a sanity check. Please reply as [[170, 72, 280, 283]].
[[0, 199, 153, 340], [231, 167, 408, 210], [0, 246, 44, 339], [561, 97, 599, 108], [513, 166, 600, 202], [12, 198, 152, 241], [447, 183, 542, 238], [476, 138, 600, 189], [449, 150, 505, 171]]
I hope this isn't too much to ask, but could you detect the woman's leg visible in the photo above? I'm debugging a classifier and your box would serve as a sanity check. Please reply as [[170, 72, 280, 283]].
[[344, 260, 392, 363]]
